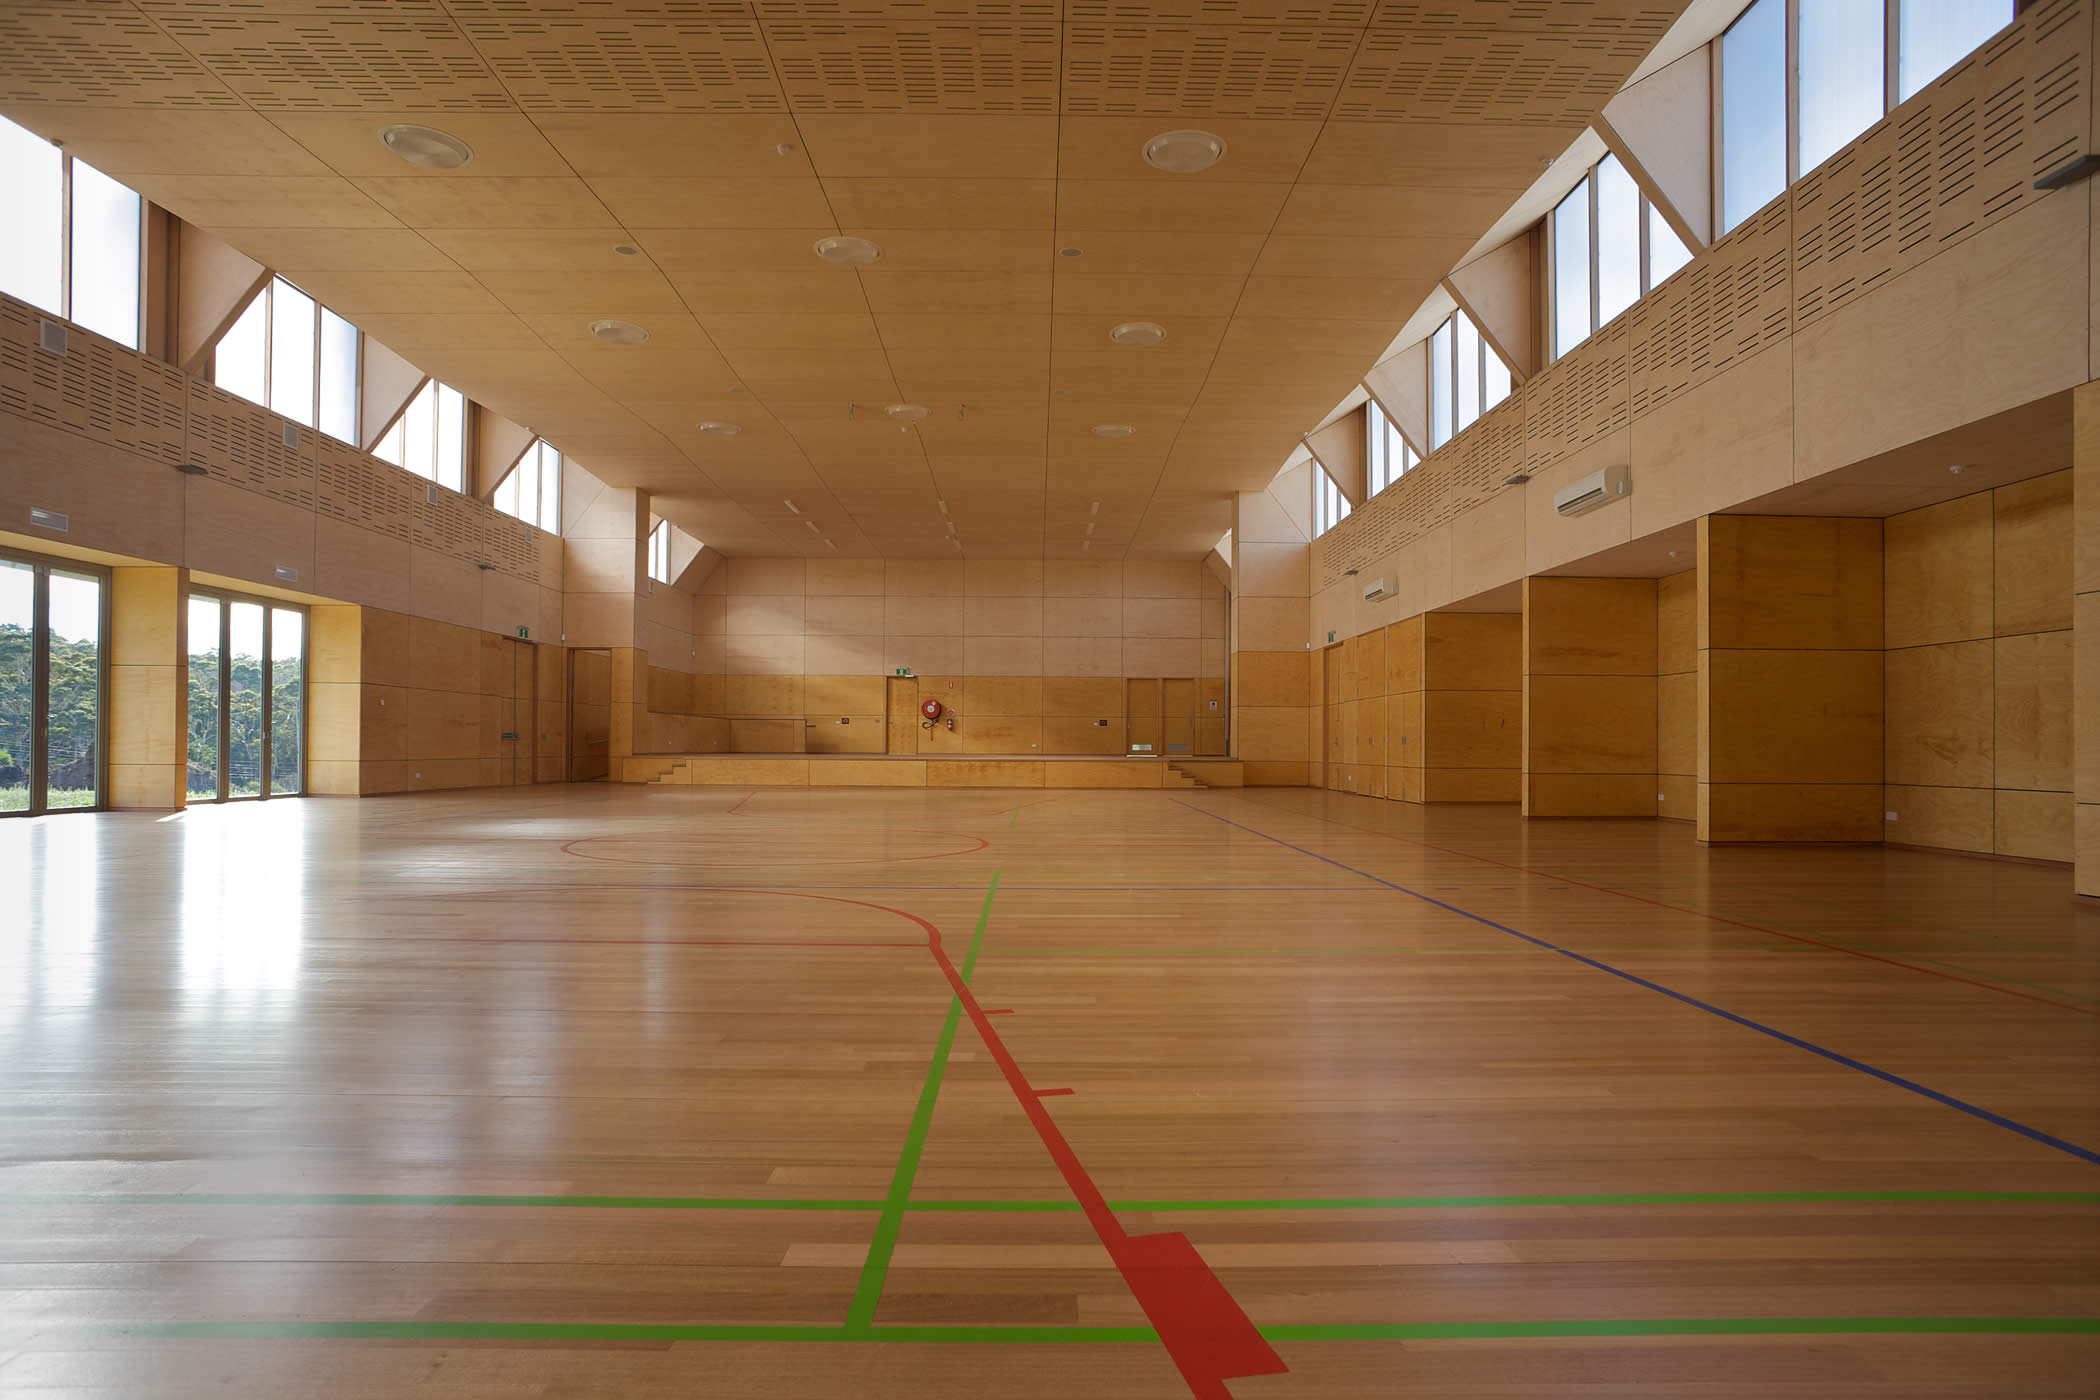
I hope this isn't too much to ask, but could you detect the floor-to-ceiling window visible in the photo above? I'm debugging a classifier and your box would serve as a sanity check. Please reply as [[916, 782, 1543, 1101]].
[[0, 549, 107, 817], [186, 592, 305, 803]]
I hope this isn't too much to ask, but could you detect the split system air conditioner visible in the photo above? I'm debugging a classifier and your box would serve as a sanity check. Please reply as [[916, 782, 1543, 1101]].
[[1553, 464, 1630, 517], [1362, 575, 1396, 602]]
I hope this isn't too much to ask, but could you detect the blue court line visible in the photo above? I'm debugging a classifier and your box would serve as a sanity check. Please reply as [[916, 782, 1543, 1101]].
[[1171, 799, 2100, 1170]]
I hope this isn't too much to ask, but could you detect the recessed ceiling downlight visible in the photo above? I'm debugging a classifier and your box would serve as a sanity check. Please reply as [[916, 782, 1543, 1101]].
[[1109, 321, 1166, 348], [380, 124, 473, 170], [589, 319, 648, 345], [884, 403, 931, 424], [1142, 129, 1226, 174], [814, 236, 882, 267], [695, 420, 742, 436], [1092, 423, 1136, 438]]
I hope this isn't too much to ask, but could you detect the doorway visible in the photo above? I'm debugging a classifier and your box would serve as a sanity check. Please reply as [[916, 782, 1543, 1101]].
[[885, 676, 918, 754], [569, 648, 611, 781], [501, 637, 535, 786], [185, 590, 305, 803], [0, 550, 107, 816]]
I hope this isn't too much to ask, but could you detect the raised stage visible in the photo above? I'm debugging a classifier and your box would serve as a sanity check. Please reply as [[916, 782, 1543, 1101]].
[[624, 754, 1245, 789]]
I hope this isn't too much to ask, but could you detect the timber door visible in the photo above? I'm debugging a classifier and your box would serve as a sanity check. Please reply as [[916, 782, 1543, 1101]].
[[1124, 678, 1162, 755], [1161, 678, 1195, 757], [500, 638, 534, 785], [885, 676, 919, 754]]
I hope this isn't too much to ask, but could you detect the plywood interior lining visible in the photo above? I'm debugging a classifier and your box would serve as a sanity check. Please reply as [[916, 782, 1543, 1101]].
[[0, 0, 1692, 562]]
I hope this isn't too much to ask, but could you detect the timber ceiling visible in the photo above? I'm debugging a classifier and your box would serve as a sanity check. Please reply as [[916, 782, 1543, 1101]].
[[0, 0, 1684, 559]]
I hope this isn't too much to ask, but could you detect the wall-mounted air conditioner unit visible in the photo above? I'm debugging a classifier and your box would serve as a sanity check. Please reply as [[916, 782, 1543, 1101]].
[[1553, 464, 1629, 517], [1362, 575, 1395, 602]]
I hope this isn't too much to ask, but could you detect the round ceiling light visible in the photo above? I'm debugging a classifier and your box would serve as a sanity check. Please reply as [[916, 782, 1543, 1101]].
[[1142, 129, 1227, 174], [380, 124, 474, 170], [1109, 321, 1167, 348], [588, 319, 648, 345], [1092, 423, 1136, 439], [695, 420, 742, 436], [814, 236, 882, 267], [884, 403, 930, 424]]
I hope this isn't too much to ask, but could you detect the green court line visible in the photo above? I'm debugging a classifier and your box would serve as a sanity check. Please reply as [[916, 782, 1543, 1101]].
[[92, 1317, 2100, 1344], [12, 1190, 2097, 1211], [843, 871, 1001, 1331]]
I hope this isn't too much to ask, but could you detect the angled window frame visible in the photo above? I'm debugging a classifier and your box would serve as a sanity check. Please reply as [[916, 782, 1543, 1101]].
[[491, 437, 564, 535], [1426, 307, 1516, 445], [211, 274, 364, 444]]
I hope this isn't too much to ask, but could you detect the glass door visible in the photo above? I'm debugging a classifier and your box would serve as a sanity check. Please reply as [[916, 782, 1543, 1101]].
[[186, 591, 305, 802], [0, 550, 107, 817]]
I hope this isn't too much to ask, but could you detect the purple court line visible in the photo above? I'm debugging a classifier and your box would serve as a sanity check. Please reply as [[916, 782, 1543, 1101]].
[[1171, 799, 2100, 1171]]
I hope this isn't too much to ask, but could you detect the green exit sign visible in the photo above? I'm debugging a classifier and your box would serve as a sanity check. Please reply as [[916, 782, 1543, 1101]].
[[516, 627, 530, 639]]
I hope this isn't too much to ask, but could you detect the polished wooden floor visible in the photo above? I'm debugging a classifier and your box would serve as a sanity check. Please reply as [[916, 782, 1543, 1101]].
[[3, 784, 2098, 1397]]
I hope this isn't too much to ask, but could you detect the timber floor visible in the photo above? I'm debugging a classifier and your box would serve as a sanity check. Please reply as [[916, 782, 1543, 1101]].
[[2, 784, 2098, 1397]]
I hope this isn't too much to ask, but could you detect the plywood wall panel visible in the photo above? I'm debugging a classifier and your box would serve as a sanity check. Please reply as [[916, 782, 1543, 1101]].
[[1884, 492, 1992, 649], [1994, 629, 2074, 793], [1993, 471, 2073, 637], [1884, 640, 1994, 789]]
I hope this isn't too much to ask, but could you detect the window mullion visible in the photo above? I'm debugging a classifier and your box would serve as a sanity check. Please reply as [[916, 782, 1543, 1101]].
[[1786, 0, 1801, 185], [58, 155, 73, 322], [29, 568, 50, 815], [1884, 0, 1901, 113], [1588, 168, 1601, 336]]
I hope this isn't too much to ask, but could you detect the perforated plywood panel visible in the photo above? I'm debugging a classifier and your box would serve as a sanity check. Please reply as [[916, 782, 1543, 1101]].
[[0, 300, 189, 467], [1060, 25, 1359, 117], [1628, 201, 1789, 417], [1370, 0, 1678, 38], [1524, 317, 1626, 470], [460, 18, 785, 111], [312, 433, 413, 542], [1310, 390, 1524, 588], [1335, 30, 1650, 123], [763, 21, 1060, 112], [449, 0, 751, 15], [134, 0, 445, 12], [755, 0, 1059, 17], [184, 382, 315, 508], [1070, 1, 1376, 20], [0, 10, 239, 108], [153, 14, 514, 110], [1792, 0, 2088, 329]]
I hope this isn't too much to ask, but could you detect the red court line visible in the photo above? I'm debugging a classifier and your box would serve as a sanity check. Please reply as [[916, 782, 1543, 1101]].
[[684, 884, 1285, 1397], [726, 790, 758, 815], [1242, 796, 2098, 1020], [1034, 1087, 1075, 1097], [917, 904, 1285, 1397]]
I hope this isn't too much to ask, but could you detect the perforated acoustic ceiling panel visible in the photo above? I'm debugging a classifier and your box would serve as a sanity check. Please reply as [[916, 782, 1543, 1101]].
[[1791, 0, 2088, 329], [153, 14, 515, 110], [764, 21, 1059, 112], [0, 9, 239, 108], [461, 17, 786, 111], [1335, 30, 1652, 123], [1069, 1, 1376, 20], [754, 0, 1060, 17], [1061, 24, 1360, 117], [1370, 0, 1680, 38]]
